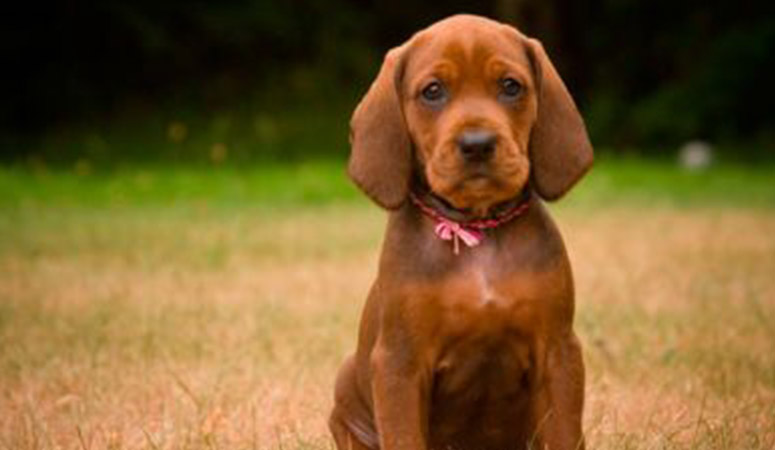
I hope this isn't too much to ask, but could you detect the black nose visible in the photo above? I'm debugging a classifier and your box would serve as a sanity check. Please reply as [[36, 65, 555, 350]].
[[457, 130, 496, 162]]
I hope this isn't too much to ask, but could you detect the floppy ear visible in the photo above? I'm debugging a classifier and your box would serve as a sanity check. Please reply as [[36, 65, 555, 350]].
[[348, 45, 412, 209], [526, 38, 593, 201]]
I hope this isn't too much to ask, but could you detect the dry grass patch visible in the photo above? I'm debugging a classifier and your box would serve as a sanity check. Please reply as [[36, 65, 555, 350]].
[[564, 208, 775, 448]]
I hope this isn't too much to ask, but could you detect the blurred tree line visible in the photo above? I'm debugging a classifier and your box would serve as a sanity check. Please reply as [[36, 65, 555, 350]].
[[1, 0, 773, 163]]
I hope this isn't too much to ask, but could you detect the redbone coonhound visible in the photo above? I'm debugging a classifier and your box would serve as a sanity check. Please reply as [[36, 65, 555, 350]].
[[330, 14, 593, 450]]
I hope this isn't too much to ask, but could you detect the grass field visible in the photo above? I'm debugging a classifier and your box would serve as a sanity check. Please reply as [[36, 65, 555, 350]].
[[1, 158, 774, 449]]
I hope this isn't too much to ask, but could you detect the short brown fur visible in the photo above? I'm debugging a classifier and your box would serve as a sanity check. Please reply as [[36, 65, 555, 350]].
[[333, 14, 593, 450]]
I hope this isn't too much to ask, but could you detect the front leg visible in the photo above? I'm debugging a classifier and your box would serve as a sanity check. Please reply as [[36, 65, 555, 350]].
[[530, 332, 586, 450], [370, 340, 430, 450]]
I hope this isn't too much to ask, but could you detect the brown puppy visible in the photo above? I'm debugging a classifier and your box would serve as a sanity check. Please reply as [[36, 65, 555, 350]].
[[330, 15, 593, 450]]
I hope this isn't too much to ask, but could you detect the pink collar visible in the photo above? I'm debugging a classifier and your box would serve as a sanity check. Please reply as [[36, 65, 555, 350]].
[[408, 191, 532, 254]]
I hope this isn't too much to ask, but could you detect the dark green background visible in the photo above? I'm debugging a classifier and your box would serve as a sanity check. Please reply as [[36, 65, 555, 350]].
[[2, 1, 773, 165]]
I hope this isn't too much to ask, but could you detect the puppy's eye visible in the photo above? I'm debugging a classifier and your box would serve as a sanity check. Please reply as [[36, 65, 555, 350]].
[[421, 81, 447, 105], [499, 78, 522, 100]]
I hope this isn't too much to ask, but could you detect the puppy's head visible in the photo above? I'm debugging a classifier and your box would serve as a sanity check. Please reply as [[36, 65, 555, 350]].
[[348, 15, 593, 215]]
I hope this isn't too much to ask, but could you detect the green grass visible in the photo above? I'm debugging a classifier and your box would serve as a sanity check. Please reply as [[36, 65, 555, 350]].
[[0, 160, 357, 210], [1, 156, 774, 210], [567, 156, 775, 208]]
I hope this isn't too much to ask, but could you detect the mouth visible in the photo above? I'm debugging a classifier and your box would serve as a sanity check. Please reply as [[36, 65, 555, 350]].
[[453, 165, 506, 190], [462, 165, 491, 179], [454, 174, 499, 193]]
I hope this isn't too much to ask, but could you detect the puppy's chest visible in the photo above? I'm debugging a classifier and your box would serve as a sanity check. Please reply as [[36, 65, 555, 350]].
[[426, 265, 538, 425], [429, 261, 539, 338]]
